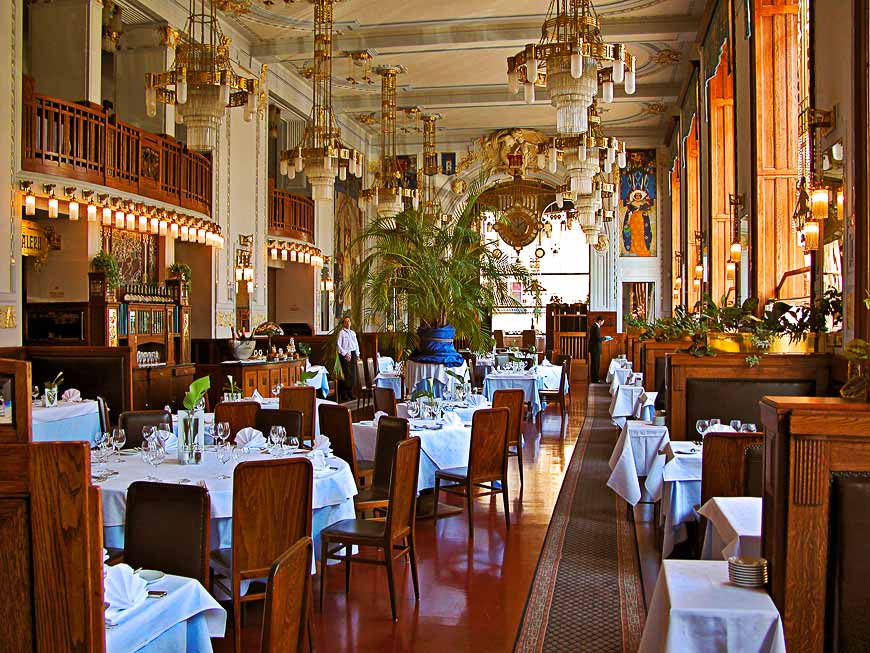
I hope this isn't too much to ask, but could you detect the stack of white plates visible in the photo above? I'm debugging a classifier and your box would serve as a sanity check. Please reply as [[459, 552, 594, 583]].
[[728, 556, 768, 588]]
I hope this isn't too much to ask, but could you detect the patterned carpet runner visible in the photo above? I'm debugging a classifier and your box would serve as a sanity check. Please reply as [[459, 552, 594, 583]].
[[515, 385, 645, 652]]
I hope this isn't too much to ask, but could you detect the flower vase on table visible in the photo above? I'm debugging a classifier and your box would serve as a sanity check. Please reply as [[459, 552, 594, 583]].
[[44, 385, 58, 408], [177, 410, 204, 465]]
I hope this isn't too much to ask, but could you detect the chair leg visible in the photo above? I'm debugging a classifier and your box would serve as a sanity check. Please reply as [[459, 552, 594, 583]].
[[319, 536, 328, 611], [407, 535, 420, 601], [344, 544, 352, 594], [384, 547, 398, 621], [433, 477, 441, 522], [466, 481, 474, 539], [516, 443, 524, 490], [501, 474, 511, 530], [234, 581, 242, 653]]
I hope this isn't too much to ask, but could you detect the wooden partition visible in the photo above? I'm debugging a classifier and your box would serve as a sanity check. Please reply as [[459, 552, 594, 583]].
[[0, 358, 106, 652], [667, 353, 830, 439], [599, 334, 627, 381], [760, 397, 870, 651], [700, 430, 764, 505], [641, 341, 685, 391]]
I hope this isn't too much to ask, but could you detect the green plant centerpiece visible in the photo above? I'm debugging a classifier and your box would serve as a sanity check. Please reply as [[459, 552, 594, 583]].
[[91, 250, 120, 294], [43, 371, 63, 407], [297, 341, 312, 361], [178, 376, 210, 465], [343, 183, 534, 367], [222, 374, 241, 402], [168, 262, 192, 290]]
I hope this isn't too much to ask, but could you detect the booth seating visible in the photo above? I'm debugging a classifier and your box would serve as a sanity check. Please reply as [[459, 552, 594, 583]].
[[641, 341, 683, 393], [760, 397, 870, 652], [666, 353, 830, 441]]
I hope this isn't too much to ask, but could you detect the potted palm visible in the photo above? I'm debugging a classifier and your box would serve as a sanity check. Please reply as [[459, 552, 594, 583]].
[[343, 185, 533, 364]]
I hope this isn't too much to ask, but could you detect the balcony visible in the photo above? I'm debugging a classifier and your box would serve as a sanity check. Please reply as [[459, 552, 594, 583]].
[[21, 77, 212, 216], [268, 179, 315, 243]]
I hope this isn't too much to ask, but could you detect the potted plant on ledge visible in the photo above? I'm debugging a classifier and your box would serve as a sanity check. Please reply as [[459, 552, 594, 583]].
[[343, 187, 533, 365], [91, 250, 120, 302]]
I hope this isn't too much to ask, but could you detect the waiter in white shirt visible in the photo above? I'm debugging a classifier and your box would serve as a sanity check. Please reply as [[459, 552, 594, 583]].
[[337, 316, 360, 401]]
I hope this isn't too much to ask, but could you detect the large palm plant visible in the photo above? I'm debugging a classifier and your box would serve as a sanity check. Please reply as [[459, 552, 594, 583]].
[[342, 184, 534, 355]]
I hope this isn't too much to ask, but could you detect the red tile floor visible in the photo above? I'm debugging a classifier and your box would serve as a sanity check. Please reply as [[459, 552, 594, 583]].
[[215, 386, 587, 652]]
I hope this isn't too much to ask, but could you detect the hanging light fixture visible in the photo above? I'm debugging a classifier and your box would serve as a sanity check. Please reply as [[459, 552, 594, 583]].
[[64, 187, 79, 221], [506, 0, 635, 135], [82, 190, 97, 222], [45, 185, 58, 218], [20, 181, 36, 215], [360, 65, 419, 216], [421, 113, 443, 219], [145, 0, 263, 152], [279, 0, 362, 201], [810, 187, 830, 221]]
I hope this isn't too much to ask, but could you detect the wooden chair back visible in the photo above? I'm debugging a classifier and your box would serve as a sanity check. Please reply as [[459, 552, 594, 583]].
[[355, 359, 369, 393], [468, 407, 510, 483], [232, 458, 313, 583], [118, 410, 169, 448], [366, 357, 378, 389], [261, 536, 313, 653], [557, 358, 571, 395], [373, 386, 398, 416], [385, 437, 422, 543], [214, 401, 260, 439], [279, 386, 317, 442], [372, 417, 410, 491], [124, 481, 211, 588], [318, 403, 359, 480], [521, 329, 536, 350], [256, 409, 303, 441], [97, 395, 111, 432], [492, 389, 524, 448]]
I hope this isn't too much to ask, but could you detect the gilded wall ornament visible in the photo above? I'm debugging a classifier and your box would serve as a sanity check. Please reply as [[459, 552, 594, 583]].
[[652, 48, 682, 65]]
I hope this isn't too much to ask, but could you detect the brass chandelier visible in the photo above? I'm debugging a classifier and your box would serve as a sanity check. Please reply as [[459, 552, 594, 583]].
[[360, 66, 420, 216], [145, 0, 263, 152], [506, 0, 635, 135], [420, 113, 443, 219], [279, 0, 363, 201]]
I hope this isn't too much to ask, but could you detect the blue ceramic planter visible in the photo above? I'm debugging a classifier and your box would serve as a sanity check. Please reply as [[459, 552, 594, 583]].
[[411, 325, 464, 366]]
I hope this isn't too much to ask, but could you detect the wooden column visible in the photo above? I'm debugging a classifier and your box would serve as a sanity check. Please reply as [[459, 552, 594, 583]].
[[685, 120, 702, 307]]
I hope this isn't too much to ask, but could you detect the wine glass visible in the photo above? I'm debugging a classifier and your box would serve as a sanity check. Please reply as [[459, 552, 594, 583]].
[[287, 434, 300, 451], [217, 444, 233, 465], [729, 419, 743, 432], [272, 384, 281, 399], [142, 425, 156, 447], [694, 419, 709, 445], [741, 423, 758, 433], [111, 427, 126, 462], [269, 426, 283, 452], [407, 401, 420, 420], [709, 418, 721, 427], [216, 422, 229, 447], [32, 385, 40, 401]]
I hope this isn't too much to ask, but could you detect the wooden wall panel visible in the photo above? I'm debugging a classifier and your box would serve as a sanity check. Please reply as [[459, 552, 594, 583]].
[[710, 46, 736, 302], [671, 162, 683, 306], [0, 500, 34, 652], [754, 0, 805, 302]]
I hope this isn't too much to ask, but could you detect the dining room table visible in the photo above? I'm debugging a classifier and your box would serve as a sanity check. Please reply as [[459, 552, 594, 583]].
[[352, 417, 472, 491], [235, 395, 336, 437], [94, 447, 358, 585], [608, 383, 653, 428], [105, 573, 226, 653], [638, 560, 786, 653], [374, 371, 404, 399], [31, 398, 102, 442], [699, 496, 763, 561], [606, 357, 631, 383], [608, 367, 636, 395], [396, 398, 490, 424], [657, 440, 703, 558], [404, 360, 469, 398], [304, 363, 331, 397], [606, 420, 671, 506], [482, 370, 544, 418]]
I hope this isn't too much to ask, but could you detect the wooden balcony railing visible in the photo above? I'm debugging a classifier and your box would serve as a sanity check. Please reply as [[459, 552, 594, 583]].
[[268, 179, 315, 243], [21, 77, 212, 216]]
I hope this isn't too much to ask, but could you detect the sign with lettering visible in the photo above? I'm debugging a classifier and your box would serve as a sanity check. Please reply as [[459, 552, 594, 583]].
[[21, 220, 49, 258]]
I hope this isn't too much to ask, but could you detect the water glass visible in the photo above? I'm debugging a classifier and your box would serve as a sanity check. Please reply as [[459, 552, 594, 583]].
[[407, 401, 420, 419], [216, 422, 229, 446], [709, 418, 721, 427], [111, 427, 126, 462], [729, 419, 743, 432], [741, 423, 758, 433], [269, 426, 284, 452], [287, 435, 300, 451], [142, 425, 156, 445], [217, 444, 233, 465]]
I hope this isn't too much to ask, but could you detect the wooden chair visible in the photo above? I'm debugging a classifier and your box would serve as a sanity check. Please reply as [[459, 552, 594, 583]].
[[460, 351, 479, 388], [320, 437, 422, 621], [256, 409, 303, 444], [355, 416, 410, 515], [538, 357, 571, 428], [521, 329, 536, 350], [366, 357, 378, 393], [494, 330, 505, 348], [123, 481, 211, 589], [492, 388, 525, 491], [261, 536, 313, 653], [97, 395, 111, 432], [118, 410, 169, 449], [214, 401, 260, 441], [372, 386, 398, 416], [355, 358, 372, 409], [279, 385, 317, 446], [433, 407, 511, 538], [318, 403, 373, 487], [211, 458, 313, 653]]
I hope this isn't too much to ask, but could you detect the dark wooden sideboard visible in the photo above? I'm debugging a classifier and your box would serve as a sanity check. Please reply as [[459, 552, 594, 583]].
[[197, 359, 306, 409]]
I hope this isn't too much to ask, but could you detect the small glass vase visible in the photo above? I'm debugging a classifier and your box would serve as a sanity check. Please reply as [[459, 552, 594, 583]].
[[178, 411, 204, 465], [44, 386, 58, 407]]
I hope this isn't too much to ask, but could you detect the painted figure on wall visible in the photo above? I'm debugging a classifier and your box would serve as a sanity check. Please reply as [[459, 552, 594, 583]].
[[619, 149, 657, 257]]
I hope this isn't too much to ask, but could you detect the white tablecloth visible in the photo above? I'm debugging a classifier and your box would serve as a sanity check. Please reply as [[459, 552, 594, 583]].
[[396, 400, 490, 424], [607, 421, 670, 506], [405, 360, 469, 397], [352, 420, 471, 490], [374, 373, 404, 399], [482, 373, 543, 417], [606, 358, 631, 383], [106, 574, 225, 653], [660, 441, 703, 558], [96, 451, 357, 564], [609, 368, 634, 395], [638, 560, 786, 653], [243, 396, 336, 437], [535, 364, 568, 392], [608, 384, 649, 428], [305, 365, 330, 397], [700, 497, 763, 561], [31, 399, 101, 442], [377, 356, 395, 373]]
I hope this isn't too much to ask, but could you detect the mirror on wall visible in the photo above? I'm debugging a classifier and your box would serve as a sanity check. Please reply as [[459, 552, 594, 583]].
[[820, 140, 844, 295]]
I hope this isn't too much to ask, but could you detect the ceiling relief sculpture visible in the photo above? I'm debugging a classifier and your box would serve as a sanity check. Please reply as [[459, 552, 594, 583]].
[[458, 128, 550, 178]]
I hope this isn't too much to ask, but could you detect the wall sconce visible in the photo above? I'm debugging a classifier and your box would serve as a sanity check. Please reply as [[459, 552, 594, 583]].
[[726, 260, 736, 281], [82, 190, 97, 222], [169, 222, 179, 239], [21, 181, 36, 215], [159, 217, 168, 235], [837, 190, 844, 219], [180, 225, 190, 241], [270, 247, 278, 260], [693, 262, 704, 281], [728, 194, 744, 263], [281, 248, 289, 261], [810, 188, 830, 221], [802, 220, 820, 251], [150, 215, 160, 234], [126, 211, 136, 231], [138, 212, 148, 232], [64, 187, 79, 221], [320, 261, 334, 292], [44, 184, 58, 218]]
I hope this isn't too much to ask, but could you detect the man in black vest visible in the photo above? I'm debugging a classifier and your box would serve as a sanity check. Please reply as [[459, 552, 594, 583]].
[[589, 315, 606, 383]]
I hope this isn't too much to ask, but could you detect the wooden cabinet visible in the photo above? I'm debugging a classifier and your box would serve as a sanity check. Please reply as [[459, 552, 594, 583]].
[[132, 363, 196, 410], [197, 360, 307, 408]]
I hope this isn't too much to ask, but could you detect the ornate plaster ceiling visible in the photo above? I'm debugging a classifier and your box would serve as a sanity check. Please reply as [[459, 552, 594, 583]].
[[224, 0, 704, 148]]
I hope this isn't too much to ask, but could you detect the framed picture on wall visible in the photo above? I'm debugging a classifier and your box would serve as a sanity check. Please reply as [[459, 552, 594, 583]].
[[619, 149, 658, 257], [0, 358, 32, 443], [397, 155, 418, 190], [441, 152, 457, 175]]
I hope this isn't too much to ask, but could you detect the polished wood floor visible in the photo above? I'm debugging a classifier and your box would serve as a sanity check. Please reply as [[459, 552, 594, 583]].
[[215, 386, 588, 652]]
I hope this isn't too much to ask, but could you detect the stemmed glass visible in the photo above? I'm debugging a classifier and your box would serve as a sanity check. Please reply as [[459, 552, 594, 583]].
[[287, 434, 300, 451], [269, 426, 285, 453], [111, 427, 126, 462], [217, 444, 233, 465], [729, 419, 743, 432], [709, 418, 721, 428], [272, 384, 281, 399], [32, 385, 40, 402], [142, 425, 156, 448], [407, 401, 420, 420], [216, 422, 230, 448], [694, 419, 709, 446]]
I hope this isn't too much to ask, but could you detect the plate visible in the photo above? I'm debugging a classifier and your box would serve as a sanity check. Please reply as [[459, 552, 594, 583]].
[[136, 569, 165, 584]]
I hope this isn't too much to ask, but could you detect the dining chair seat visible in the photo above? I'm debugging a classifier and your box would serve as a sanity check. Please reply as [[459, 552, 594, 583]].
[[321, 517, 388, 541], [432, 466, 469, 482]]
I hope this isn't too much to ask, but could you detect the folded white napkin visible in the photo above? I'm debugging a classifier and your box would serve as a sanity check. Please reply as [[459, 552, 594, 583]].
[[541, 358, 553, 366], [704, 423, 737, 433], [61, 388, 82, 402], [468, 394, 485, 406], [312, 434, 332, 453], [235, 427, 266, 449], [373, 411, 387, 427], [250, 389, 263, 400], [157, 429, 178, 452], [104, 563, 148, 625], [442, 412, 462, 427]]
